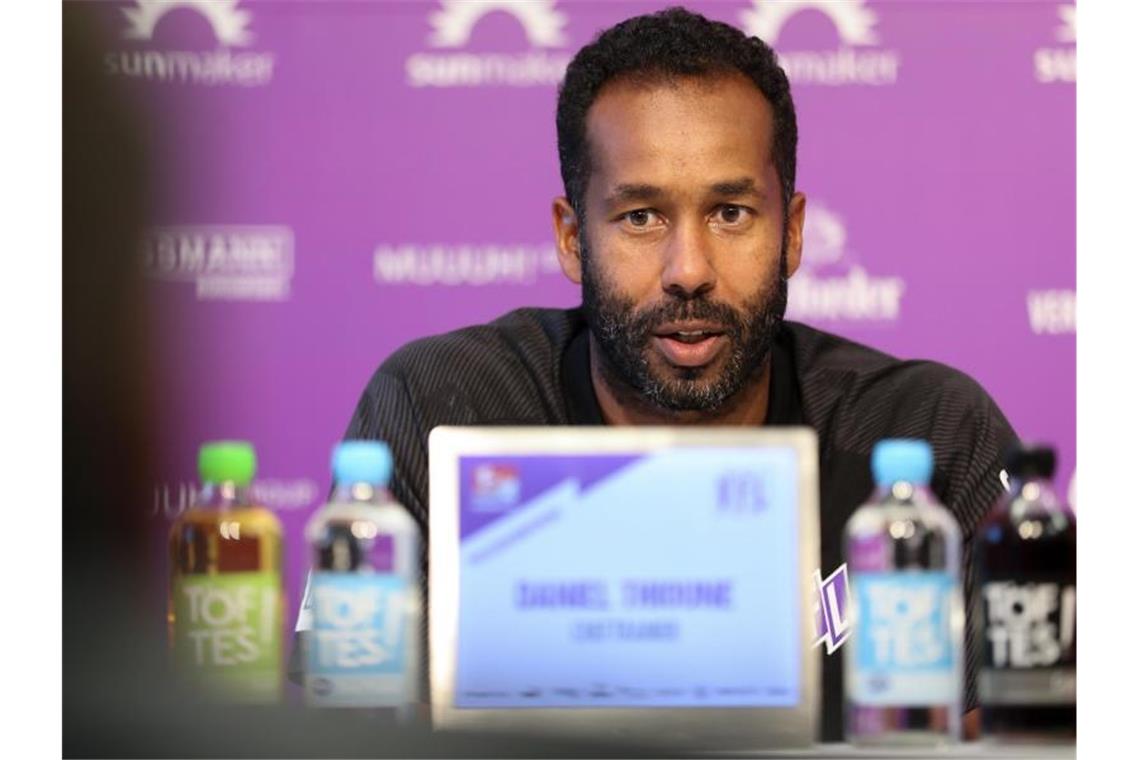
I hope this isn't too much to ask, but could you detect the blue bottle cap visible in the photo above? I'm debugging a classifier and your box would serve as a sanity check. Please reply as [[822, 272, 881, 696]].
[[332, 440, 392, 486], [871, 439, 934, 487]]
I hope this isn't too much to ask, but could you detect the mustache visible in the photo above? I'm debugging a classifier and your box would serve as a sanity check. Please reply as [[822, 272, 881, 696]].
[[625, 297, 746, 341]]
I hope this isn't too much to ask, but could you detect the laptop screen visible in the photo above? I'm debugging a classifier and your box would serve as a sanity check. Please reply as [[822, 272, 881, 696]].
[[452, 445, 803, 710]]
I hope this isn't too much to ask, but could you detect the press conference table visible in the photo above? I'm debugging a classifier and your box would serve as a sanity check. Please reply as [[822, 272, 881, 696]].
[[73, 689, 1078, 758], [720, 743, 1074, 759]]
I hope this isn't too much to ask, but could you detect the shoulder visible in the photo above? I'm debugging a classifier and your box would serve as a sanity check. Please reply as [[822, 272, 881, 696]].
[[783, 321, 1016, 520], [367, 307, 584, 427], [783, 321, 1007, 435]]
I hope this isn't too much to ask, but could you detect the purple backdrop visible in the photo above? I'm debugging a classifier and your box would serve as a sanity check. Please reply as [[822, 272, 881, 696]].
[[82, 0, 1075, 680]]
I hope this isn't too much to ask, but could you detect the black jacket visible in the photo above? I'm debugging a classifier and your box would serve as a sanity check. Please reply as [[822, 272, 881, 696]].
[[343, 307, 1017, 741]]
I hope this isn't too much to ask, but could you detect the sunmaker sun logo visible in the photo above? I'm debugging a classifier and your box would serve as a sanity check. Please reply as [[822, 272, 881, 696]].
[[122, 0, 253, 44], [106, 0, 275, 86], [739, 0, 900, 86], [786, 202, 905, 323], [407, 0, 573, 87]]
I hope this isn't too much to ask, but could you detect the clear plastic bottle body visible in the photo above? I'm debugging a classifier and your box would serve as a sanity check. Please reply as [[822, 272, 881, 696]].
[[302, 483, 422, 715], [168, 481, 285, 703], [844, 482, 964, 745], [973, 476, 1076, 740]]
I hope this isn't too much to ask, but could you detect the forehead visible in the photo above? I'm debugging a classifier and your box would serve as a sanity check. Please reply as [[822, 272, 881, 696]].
[[584, 73, 776, 192]]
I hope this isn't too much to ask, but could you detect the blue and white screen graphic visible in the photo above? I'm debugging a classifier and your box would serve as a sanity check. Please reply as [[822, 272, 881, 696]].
[[455, 447, 803, 708]]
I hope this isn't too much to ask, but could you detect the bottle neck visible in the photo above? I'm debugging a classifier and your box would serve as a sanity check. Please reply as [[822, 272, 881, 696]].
[[1008, 474, 1062, 511], [874, 480, 935, 505], [330, 481, 389, 506], [197, 481, 251, 510]]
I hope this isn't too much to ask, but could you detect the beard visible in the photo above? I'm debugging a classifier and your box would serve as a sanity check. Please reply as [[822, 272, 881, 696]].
[[581, 241, 789, 414]]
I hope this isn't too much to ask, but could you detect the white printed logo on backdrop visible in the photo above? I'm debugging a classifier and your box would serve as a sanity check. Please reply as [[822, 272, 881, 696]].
[[142, 225, 295, 301], [407, 0, 573, 87], [107, 0, 275, 86], [1035, 4, 1075, 84], [373, 242, 563, 286], [151, 479, 320, 519], [739, 0, 900, 86], [1026, 289, 1075, 335], [786, 202, 905, 323]]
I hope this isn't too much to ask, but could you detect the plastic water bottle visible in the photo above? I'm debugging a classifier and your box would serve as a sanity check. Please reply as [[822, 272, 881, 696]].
[[974, 444, 1075, 740], [303, 441, 421, 716], [844, 439, 963, 744], [168, 441, 284, 703]]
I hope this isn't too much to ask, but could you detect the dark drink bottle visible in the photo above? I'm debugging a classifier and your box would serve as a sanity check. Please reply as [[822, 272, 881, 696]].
[[973, 444, 1076, 740]]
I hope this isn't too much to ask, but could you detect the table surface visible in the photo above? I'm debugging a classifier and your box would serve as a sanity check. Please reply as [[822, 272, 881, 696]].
[[717, 743, 1075, 759]]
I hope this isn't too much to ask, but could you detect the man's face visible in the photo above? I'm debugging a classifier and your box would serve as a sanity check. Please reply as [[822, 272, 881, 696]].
[[557, 73, 805, 413]]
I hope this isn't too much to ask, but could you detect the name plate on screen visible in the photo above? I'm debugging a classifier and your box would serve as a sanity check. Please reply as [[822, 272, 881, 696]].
[[453, 447, 802, 709]]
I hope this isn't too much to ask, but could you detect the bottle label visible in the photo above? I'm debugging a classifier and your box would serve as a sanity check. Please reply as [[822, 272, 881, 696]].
[[979, 580, 1076, 704], [848, 571, 959, 706], [172, 571, 283, 703], [306, 572, 413, 707]]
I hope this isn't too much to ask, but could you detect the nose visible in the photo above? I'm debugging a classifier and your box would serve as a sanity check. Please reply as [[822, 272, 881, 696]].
[[661, 217, 716, 299]]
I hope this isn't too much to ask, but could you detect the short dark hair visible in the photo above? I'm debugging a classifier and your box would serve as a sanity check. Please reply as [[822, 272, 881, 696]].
[[556, 6, 797, 219]]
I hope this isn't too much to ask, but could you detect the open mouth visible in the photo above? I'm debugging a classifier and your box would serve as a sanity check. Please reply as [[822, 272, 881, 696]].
[[666, 330, 721, 344], [652, 325, 728, 368]]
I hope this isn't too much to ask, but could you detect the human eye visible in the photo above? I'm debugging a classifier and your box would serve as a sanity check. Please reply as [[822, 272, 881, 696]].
[[712, 204, 753, 227], [620, 208, 664, 230]]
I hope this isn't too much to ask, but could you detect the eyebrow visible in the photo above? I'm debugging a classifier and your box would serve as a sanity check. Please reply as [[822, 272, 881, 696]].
[[604, 183, 663, 206], [603, 178, 764, 207], [709, 178, 762, 198]]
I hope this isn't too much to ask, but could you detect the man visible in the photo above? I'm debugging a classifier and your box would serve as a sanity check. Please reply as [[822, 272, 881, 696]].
[[345, 7, 1014, 742]]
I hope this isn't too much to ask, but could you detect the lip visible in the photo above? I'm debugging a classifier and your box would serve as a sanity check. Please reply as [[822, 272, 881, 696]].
[[652, 332, 727, 368], [652, 321, 727, 337]]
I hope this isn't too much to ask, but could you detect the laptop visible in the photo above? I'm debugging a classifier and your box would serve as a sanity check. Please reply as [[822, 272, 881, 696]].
[[428, 426, 820, 752]]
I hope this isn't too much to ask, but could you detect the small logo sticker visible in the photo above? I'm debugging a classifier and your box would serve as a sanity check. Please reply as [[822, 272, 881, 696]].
[[813, 563, 852, 654]]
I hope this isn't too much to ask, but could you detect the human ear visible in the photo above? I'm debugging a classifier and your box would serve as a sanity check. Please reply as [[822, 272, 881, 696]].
[[784, 192, 807, 278], [552, 196, 583, 284]]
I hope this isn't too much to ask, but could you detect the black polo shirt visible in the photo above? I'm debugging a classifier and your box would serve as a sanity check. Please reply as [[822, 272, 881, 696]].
[[345, 306, 1016, 741]]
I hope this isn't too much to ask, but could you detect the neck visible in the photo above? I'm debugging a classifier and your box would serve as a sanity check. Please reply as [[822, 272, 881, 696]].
[[588, 335, 771, 426]]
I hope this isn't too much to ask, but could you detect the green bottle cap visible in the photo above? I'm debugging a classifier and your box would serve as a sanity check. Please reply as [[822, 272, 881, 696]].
[[198, 441, 257, 487]]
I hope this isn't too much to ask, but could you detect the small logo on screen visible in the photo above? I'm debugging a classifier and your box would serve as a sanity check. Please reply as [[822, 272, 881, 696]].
[[470, 464, 521, 511]]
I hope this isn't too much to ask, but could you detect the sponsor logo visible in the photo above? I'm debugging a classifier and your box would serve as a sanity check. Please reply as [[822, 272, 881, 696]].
[[1035, 5, 1075, 84], [716, 472, 768, 513], [107, 0, 275, 86], [982, 581, 1076, 668], [813, 563, 852, 654], [142, 225, 294, 301], [1026, 288, 1075, 334], [471, 464, 521, 512], [151, 478, 319, 518], [739, 0, 900, 86], [857, 575, 955, 671], [373, 242, 562, 286], [407, 0, 572, 87], [786, 202, 905, 322], [310, 577, 408, 671], [172, 572, 281, 699]]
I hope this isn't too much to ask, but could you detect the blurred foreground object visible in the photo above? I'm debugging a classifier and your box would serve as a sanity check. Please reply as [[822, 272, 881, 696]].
[[974, 444, 1076, 740]]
